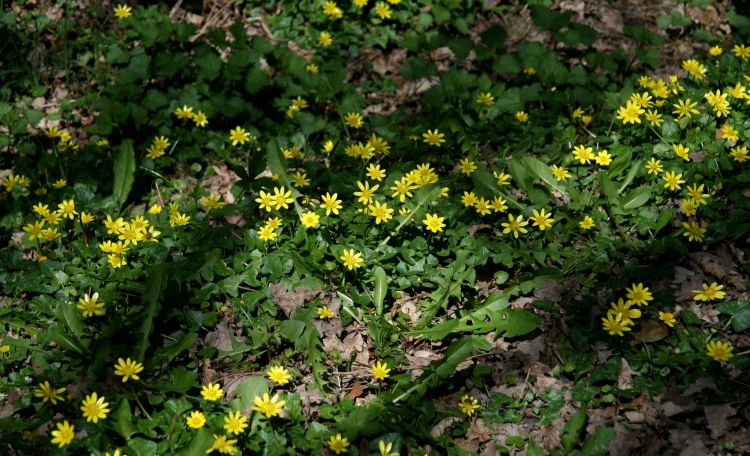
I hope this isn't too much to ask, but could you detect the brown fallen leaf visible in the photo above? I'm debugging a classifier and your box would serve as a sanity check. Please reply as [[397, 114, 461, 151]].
[[631, 320, 668, 343], [345, 380, 363, 400], [704, 404, 737, 439]]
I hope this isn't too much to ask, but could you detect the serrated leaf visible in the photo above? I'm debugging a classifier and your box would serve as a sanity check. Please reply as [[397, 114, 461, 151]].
[[622, 185, 652, 210], [112, 140, 136, 207]]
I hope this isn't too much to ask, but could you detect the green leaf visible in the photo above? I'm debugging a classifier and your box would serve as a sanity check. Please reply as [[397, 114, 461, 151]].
[[373, 267, 388, 315], [622, 185, 652, 210], [127, 438, 158, 456], [617, 160, 642, 194], [136, 264, 167, 360], [234, 376, 268, 411], [523, 156, 567, 196], [581, 427, 615, 456], [55, 301, 85, 342], [526, 441, 545, 456], [46, 324, 85, 354], [112, 140, 136, 207], [718, 300, 750, 331], [561, 408, 587, 450], [112, 399, 138, 439], [175, 428, 212, 456]]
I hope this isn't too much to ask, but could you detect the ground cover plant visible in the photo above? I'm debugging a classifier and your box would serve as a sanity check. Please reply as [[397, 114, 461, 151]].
[[1, 0, 750, 454]]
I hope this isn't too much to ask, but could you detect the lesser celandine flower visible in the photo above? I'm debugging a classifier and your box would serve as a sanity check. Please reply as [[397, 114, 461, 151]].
[[206, 434, 237, 454], [683, 220, 706, 242], [659, 311, 676, 327], [423, 213, 445, 233], [572, 145, 594, 164], [340, 249, 363, 270], [602, 313, 632, 336], [422, 129, 445, 147], [114, 358, 144, 382], [625, 283, 653, 307], [579, 216, 595, 230], [662, 171, 685, 191], [318, 31, 333, 47], [706, 340, 734, 362], [201, 383, 224, 401], [50, 420, 75, 448], [458, 394, 480, 416], [252, 393, 285, 418], [693, 282, 725, 301], [113, 4, 132, 19], [77, 292, 105, 318], [501, 214, 528, 238], [80, 392, 110, 423], [370, 360, 391, 381], [458, 158, 476, 175], [317, 306, 335, 319], [616, 100, 644, 124], [607, 298, 641, 325], [266, 365, 292, 385], [300, 211, 320, 228], [328, 434, 350, 454], [369, 201, 393, 224], [35, 381, 66, 404], [379, 440, 399, 456], [530, 209, 554, 231], [186, 410, 206, 429], [223, 410, 249, 434]]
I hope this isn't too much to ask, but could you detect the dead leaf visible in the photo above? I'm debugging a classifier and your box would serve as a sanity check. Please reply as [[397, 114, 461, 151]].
[[431, 416, 461, 438], [270, 283, 319, 317], [206, 319, 233, 352], [631, 320, 668, 343], [617, 357, 638, 389], [345, 381, 363, 400], [704, 404, 737, 439]]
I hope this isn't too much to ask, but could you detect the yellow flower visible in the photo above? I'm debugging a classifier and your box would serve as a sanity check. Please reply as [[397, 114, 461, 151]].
[[476, 92, 494, 106], [354, 181, 379, 205], [252, 393, 285, 418], [317, 306, 335, 319], [474, 197, 491, 216], [659, 311, 676, 327], [340, 249, 364, 270], [459, 158, 477, 175], [300, 211, 320, 229], [374, 2, 392, 19], [686, 183, 707, 206], [323, 1, 343, 19], [422, 213, 445, 233], [572, 145, 594, 164], [223, 410, 249, 434], [501, 214, 528, 238], [320, 192, 343, 215], [607, 298, 641, 325], [80, 212, 95, 224], [344, 112, 364, 129], [35, 381, 66, 404], [493, 170, 512, 186], [52, 178, 67, 189], [186, 410, 206, 429], [461, 191, 477, 207], [683, 220, 706, 242], [530, 208, 554, 231], [206, 434, 238, 454], [662, 171, 685, 191], [645, 109, 663, 127], [681, 199, 698, 217], [681, 59, 706, 79], [706, 340, 734, 362], [515, 111, 529, 122], [318, 31, 333, 47], [306, 64, 319, 73], [595, 150, 612, 166], [625, 283, 653, 307], [23, 220, 46, 241], [550, 165, 570, 181], [199, 193, 224, 211], [50, 420, 75, 448], [601, 313, 632, 336], [192, 111, 208, 127], [616, 100, 644, 124], [693, 282, 725, 301], [0, 345, 9, 353], [734, 43, 750, 61], [579, 215, 595, 230], [378, 440, 399, 456], [672, 98, 699, 119], [258, 225, 277, 241], [114, 358, 144, 382], [58, 199, 77, 219], [369, 201, 393, 224], [272, 186, 294, 210], [458, 394, 480, 416], [175, 105, 194, 119], [422, 129, 445, 147], [328, 433, 350, 454], [80, 392, 110, 423], [645, 158, 663, 175], [371, 360, 391, 381], [709, 46, 723, 56], [731, 145, 749, 162], [201, 383, 224, 401], [390, 177, 415, 202], [77, 292, 105, 318], [266, 366, 292, 385], [113, 4, 132, 19], [490, 196, 508, 213], [229, 126, 250, 146]]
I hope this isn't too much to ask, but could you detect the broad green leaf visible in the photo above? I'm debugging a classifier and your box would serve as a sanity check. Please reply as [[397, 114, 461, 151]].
[[55, 301, 85, 342], [523, 156, 567, 196], [373, 267, 388, 315], [175, 428, 212, 456], [617, 160, 642, 194], [112, 399, 137, 439], [718, 300, 750, 331], [266, 139, 293, 189], [622, 185, 652, 210], [127, 438, 158, 456], [112, 140, 136, 207], [46, 324, 85, 354], [234, 376, 268, 411]]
